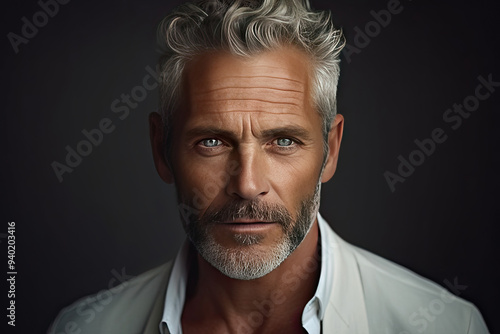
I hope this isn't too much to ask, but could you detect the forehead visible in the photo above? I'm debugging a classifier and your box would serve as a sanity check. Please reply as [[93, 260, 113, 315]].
[[185, 47, 312, 92], [182, 47, 314, 114]]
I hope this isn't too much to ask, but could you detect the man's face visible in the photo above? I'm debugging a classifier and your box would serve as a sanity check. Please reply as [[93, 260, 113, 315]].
[[168, 47, 329, 279]]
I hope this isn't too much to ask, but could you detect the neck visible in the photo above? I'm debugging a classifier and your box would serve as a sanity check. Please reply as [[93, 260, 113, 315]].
[[182, 219, 321, 333]]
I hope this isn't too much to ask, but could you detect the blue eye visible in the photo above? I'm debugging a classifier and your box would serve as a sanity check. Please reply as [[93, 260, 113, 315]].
[[276, 138, 293, 146], [201, 139, 222, 147]]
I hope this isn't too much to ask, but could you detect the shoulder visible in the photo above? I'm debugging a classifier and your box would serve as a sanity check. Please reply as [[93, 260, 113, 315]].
[[48, 262, 173, 334], [352, 244, 488, 333], [321, 220, 489, 333]]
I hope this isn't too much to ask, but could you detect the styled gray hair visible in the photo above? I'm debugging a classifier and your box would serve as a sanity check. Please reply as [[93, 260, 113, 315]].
[[157, 0, 345, 149]]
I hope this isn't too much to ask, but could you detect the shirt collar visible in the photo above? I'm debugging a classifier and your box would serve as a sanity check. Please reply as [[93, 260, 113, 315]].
[[161, 213, 334, 334], [316, 213, 335, 319], [301, 213, 334, 332], [160, 240, 190, 334]]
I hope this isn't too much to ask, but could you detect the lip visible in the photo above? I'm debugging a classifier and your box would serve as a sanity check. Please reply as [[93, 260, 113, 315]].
[[224, 219, 273, 224], [219, 221, 278, 233]]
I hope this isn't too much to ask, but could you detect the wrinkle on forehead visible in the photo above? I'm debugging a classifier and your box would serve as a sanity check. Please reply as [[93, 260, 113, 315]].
[[200, 86, 303, 95], [195, 83, 303, 104], [193, 75, 305, 93], [179, 48, 318, 140], [195, 110, 304, 116], [187, 48, 311, 89], [194, 100, 303, 114]]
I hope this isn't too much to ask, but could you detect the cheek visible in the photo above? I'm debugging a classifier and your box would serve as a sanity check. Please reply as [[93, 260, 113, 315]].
[[269, 154, 323, 208], [174, 154, 229, 205]]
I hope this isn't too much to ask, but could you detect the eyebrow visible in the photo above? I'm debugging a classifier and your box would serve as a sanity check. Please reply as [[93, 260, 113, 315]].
[[261, 126, 313, 141], [184, 125, 313, 142], [185, 127, 235, 140]]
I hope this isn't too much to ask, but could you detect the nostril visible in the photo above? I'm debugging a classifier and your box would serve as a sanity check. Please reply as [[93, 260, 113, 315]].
[[226, 170, 269, 200]]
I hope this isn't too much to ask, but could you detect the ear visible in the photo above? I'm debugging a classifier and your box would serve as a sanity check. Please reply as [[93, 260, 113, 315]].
[[321, 113, 344, 183], [149, 112, 174, 184]]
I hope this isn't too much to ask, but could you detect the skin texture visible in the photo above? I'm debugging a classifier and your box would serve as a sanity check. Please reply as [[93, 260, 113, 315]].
[[150, 46, 344, 333]]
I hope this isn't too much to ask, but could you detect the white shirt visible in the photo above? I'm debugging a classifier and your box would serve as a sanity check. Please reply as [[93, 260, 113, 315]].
[[49, 213, 490, 333], [160, 213, 334, 334]]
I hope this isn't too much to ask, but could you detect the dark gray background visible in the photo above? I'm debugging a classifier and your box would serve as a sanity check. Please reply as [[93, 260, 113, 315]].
[[1, 0, 499, 333]]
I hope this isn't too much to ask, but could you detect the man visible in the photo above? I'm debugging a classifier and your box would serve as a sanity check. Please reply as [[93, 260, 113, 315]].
[[49, 0, 489, 333]]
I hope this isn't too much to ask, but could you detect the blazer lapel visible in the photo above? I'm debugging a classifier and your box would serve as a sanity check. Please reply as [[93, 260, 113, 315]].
[[322, 223, 370, 333]]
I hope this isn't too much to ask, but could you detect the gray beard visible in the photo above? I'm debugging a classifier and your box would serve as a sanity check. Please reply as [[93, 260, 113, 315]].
[[180, 182, 322, 280]]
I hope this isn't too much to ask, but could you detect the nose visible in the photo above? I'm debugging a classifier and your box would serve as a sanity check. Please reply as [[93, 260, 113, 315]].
[[226, 145, 270, 200]]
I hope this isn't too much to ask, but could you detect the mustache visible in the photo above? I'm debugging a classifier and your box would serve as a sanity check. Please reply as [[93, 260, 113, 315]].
[[195, 199, 293, 227]]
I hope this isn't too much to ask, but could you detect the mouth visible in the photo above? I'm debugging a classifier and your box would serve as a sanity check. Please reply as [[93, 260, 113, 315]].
[[224, 218, 273, 224], [219, 220, 278, 232]]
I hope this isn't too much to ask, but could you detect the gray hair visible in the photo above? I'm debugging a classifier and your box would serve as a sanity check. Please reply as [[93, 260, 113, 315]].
[[157, 0, 345, 151]]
